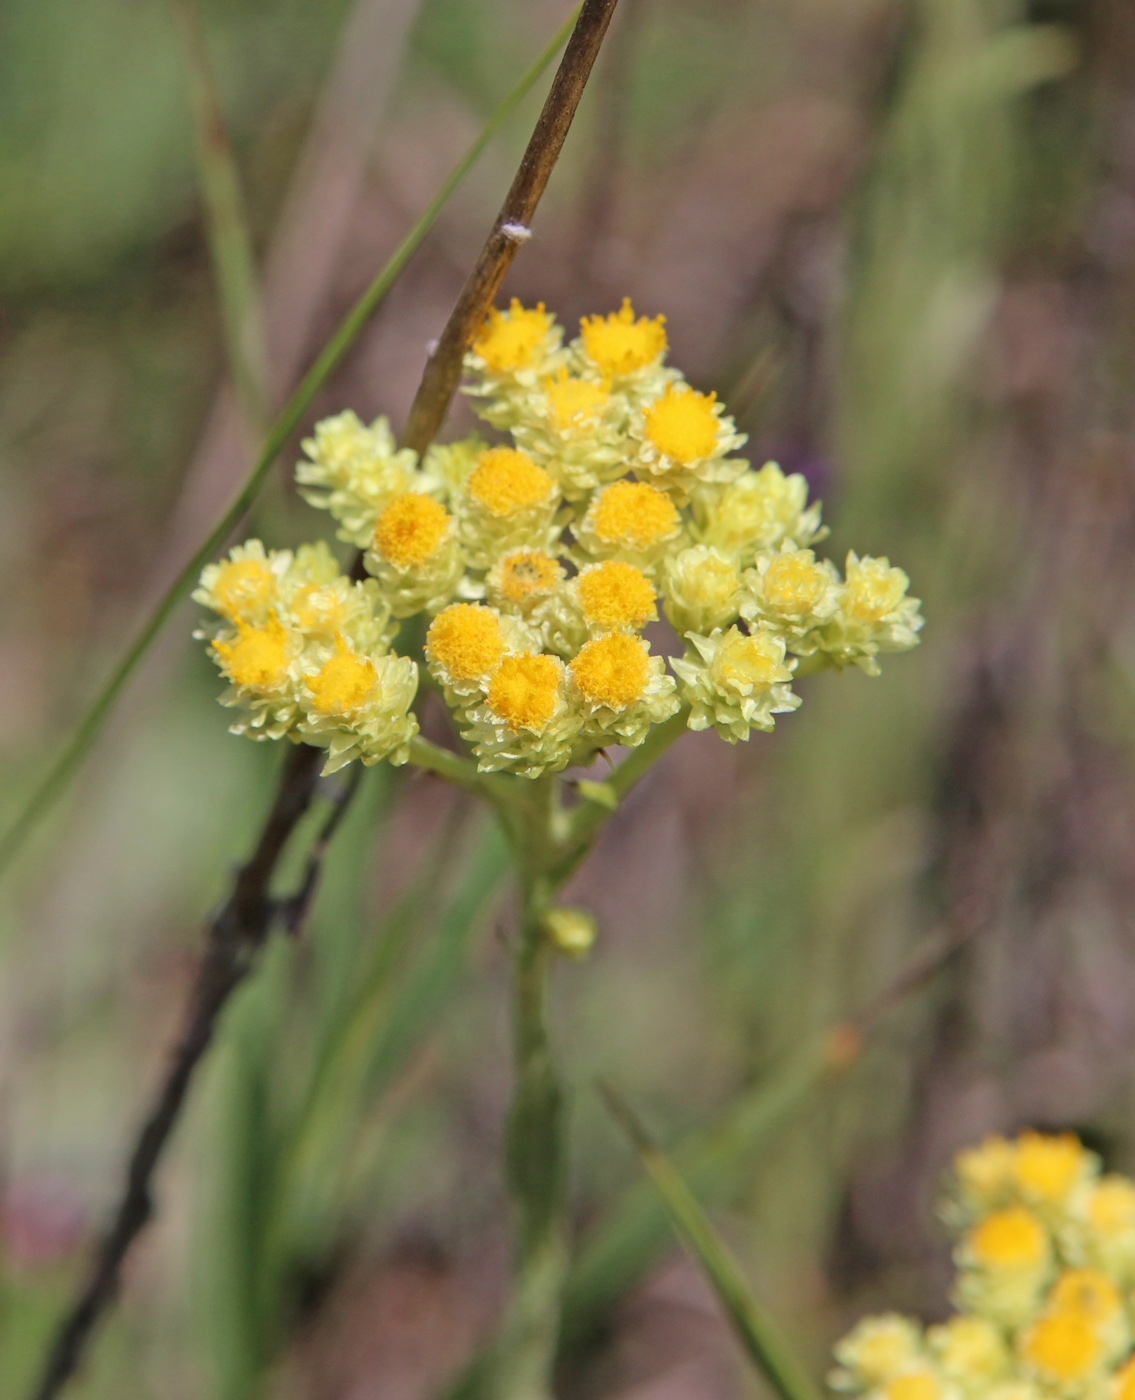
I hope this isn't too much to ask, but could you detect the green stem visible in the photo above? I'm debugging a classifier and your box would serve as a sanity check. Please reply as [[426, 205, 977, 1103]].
[[406, 735, 526, 809], [492, 776, 571, 1400]]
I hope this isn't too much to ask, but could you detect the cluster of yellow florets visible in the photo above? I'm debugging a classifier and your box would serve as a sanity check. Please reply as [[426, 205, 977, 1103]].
[[196, 299, 923, 777], [832, 1132, 1135, 1400]]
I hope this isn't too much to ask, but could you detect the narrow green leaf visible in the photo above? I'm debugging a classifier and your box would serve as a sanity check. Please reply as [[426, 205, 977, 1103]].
[[0, 3, 582, 882], [169, 0, 270, 435], [598, 1081, 825, 1400]]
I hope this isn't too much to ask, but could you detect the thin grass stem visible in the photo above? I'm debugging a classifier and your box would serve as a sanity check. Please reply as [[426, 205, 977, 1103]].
[[0, 3, 582, 883], [599, 1082, 825, 1400], [169, 0, 271, 436]]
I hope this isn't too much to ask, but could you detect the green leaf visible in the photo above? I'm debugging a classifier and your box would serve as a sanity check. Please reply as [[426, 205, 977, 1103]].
[[598, 1081, 825, 1400]]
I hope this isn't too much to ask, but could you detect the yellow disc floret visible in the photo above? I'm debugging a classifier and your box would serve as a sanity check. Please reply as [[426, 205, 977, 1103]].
[[467, 447, 554, 517], [591, 480, 680, 549], [1014, 1133, 1088, 1203], [762, 551, 832, 616], [577, 561, 657, 632], [427, 604, 505, 683], [643, 384, 721, 463], [291, 583, 345, 633], [835, 1316, 923, 1388], [214, 613, 291, 689], [545, 368, 609, 430], [713, 628, 784, 692], [495, 550, 564, 604], [373, 492, 451, 569], [473, 299, 555, 373], [929, 1315, 1008, 1381], [956, 1136, 1017, 1205], [579, 298, 667, 376], [1021, 1313, 1101, 1381], [1088, 1178, 1135, 1237], [885, 1373, 940, 1400], [570, 632, 650, 709], [487, 653, 562, 732], [211, 558, 275, 620], [969, 1207, 1048, 1269], [305, 635, 376, 716], [1049, 1269, 1121, 1322], [847, 555, 911, 624]]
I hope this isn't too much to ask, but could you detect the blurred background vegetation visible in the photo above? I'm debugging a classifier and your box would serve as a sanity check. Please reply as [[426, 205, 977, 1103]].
[[3, 0, 1134, 1396]]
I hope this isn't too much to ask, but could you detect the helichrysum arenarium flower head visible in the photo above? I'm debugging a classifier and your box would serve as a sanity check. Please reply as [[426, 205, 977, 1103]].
[[831, 1132, 1135, 1400], [197, 299, 923, 777], [295, 412, 418, 549], [571, 298, 672, 402], [692, 460, 826, 564]]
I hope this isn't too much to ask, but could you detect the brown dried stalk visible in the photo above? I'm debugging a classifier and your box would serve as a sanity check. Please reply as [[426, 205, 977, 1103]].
[[29, 3, 618, 1395]]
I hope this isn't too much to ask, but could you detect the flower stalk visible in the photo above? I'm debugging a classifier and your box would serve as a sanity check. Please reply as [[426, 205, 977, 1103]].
[[496, 836, 569, 1399]]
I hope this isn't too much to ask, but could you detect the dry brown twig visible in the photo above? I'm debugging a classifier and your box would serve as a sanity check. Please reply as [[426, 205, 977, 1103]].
[[30, 3, 619, 1395]]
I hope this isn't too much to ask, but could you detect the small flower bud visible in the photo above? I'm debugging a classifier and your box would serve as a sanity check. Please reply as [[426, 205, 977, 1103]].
[[542, 906, 597, 958]]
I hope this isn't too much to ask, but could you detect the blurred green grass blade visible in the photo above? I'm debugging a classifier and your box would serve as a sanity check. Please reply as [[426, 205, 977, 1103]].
[[0, 3, 582, 883], [169, 0, 270, 435], [433, 1035, 834, 1400], [598, 1082, 824, 1400], [562, 1035, 831, 1349], [279, 818, 510, 1255]]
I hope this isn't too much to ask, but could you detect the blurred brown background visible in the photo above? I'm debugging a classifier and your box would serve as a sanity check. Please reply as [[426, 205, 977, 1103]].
[[4, 0, 1135, 1396]]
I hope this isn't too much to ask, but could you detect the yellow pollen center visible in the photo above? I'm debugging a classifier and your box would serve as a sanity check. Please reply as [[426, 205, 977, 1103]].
[[969, 1207, 1047, 1269], [427, 605, 505, 682], [643, 385, 720, 464], [305, 636, 376, 716], [373, 493, 451, 569], [291, 583, 345, 633], [472, 299, 553, 373], [580, 298, 667, 376], [885, 1373, 939, 1400], [1088, 1178, 1135, 1236], [1023, 1314, 1101, 1380], [213, 613, 290, 689], [1013, 1132, 1085, 1201], [763, 554, 828, 615], [714, 632, 782, 691], [545, 370, 608, 430], [467, 448, 554, 517], [591, 480, 680, 549], [1050, 1269, 1120, 1321], [578, 561, 657, 631], [213, 558, 274, 619], [487, 653, 561, 732], [497, 550, 563, 603], [570, 632, 650, 710]]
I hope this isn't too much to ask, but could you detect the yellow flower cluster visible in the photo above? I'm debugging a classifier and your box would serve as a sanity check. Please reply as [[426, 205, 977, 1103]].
[[831, 1132, 1135, 1400], [196, 299, 923, 776]]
